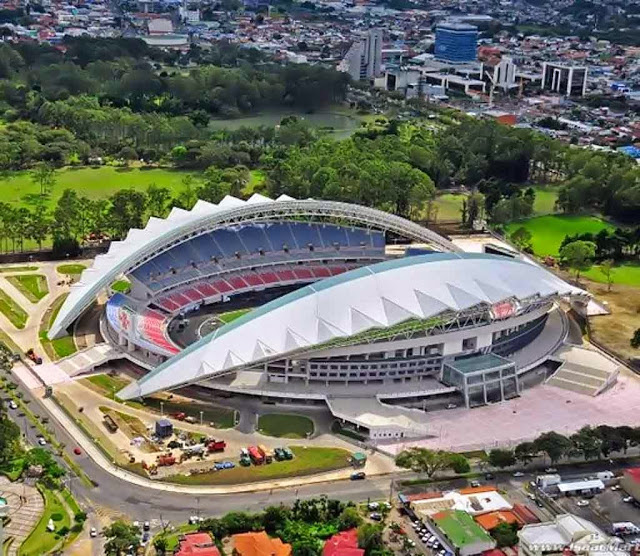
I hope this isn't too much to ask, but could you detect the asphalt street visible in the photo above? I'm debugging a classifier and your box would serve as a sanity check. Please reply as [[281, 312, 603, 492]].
[[6, 367, 640, 545]]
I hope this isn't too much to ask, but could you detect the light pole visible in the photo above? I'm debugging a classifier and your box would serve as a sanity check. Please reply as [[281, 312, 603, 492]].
[[200, 411, 203, 426], [160, 401, 164, 416]]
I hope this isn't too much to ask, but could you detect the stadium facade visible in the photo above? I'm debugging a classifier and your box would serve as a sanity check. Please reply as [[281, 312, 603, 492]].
[[50, 195, 587, 439]]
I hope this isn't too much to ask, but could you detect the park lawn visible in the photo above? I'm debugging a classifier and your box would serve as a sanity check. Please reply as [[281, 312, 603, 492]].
[[218, 308, 252, 324], [7, 274, 49, 303], [532, 187, 559, 215], [0, 265, 38, 273], [242, 170, 266, 197], [505, 215, 614, 256], [57, 263, 86, 276], [0, 288, 28, 328], [258, 413, 315, 439], [19, 486, 71, 556], [582, 262, 640, 287], [81, 373, 132, 399], [432, 194, 466, 222], [39, 292, 76, 360], [0, 166, 193, 209], [0, 457, 25, 481], [166, 446, 351, 485], [49, 336, 76, 359], [110, 279, 131, 293]]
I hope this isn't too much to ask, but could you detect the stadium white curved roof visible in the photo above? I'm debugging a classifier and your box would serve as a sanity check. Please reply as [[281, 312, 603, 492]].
[[117, 253, 585, 400], [48, 195, 461, 339]]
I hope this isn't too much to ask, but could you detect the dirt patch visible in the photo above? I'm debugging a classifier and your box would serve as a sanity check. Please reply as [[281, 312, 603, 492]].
[[585, 279, 640, 362]]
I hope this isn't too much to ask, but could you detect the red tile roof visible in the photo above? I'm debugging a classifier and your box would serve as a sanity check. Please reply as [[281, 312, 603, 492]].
[[176, 532, 221, 556], [475, 511, 521, 531], [323, 529, 364, 556], [233, 531, 292, 556], [625, 468, 640, 483]]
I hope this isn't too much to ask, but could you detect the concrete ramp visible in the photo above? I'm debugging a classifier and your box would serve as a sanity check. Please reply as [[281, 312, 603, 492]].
[[546, 345, 620, 396], [327, 396, 430, 439], [40, 343, 124, 383]]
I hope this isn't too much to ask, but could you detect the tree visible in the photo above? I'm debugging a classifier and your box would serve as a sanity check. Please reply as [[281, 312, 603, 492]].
[[600, 259, 615, 292], [488, 449, 516, 469], [491, 522, 518, 548], [262, 505, 291, 534], [357, 523, 384, 556], [570, 426, 602, 460], [0, 400, 20, 464], [514, 442, 537, 464], [534, 431, 571, 464], [337, 506, 363, 531], [632, 328, 640, 350], [509, 227, 532, 251], [395, 448, 452, 478], [153, 536, 168, 555], [559, 240, 596, 281], [146, 184, 172, 218], [448, 453, 470, 474], [103, 520, 141, 555], [31, 161, 56, 196], [108, 189, 147, 239]]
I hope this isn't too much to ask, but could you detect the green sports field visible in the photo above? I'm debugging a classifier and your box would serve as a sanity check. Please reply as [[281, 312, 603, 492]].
[[505, 215, 614, 256], [583, 262, 640, 287], [0, 166, 266, 209]]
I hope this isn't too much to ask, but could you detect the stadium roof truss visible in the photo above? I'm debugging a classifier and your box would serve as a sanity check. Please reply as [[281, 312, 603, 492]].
[[116, 253, 587, 401], [49, 195, 462, 339]]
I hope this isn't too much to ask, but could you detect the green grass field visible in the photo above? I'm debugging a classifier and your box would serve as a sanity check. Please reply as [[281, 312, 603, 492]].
[[57, 264, 86, 276], [505, 215, 614, 256], [583, 262, 640, 287], [0, 167, 193, 209], [0, 288, 28, 328], [7, 274, 48, 303], [258, 413, 315, 438], [432, 194, 466, 222], [81, 373, 132, 399], [0, 265, 38, 273], [0, 166, 268, 209], [110, 279, 131, 293], [39, 292, 76, 360], [166, 446, 351, 485], [218, 308, 252, 324], [19, 486, 71, 556], [431, 187, 558, 223]]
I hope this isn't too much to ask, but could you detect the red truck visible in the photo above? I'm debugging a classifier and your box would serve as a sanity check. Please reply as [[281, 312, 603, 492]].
[[248, 446, 264, 465], [157, 454, 176, 467], [207, 440, 226, 453], [170, 412, 186, 421]]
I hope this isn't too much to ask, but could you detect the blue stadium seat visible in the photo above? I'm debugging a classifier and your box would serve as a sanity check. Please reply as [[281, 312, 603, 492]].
[[211, 229, 248, 258], [319, 225, 349, 248], [264, 223, 298, 250], [290, 223, 323, 249], [237, 225, 272, 254]]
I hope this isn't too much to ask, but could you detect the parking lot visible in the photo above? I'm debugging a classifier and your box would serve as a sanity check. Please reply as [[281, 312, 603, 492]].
[[556, 485, 640, 540]]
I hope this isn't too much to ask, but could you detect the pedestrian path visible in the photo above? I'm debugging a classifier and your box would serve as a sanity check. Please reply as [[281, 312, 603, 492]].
[[0, 477, 44, 556]]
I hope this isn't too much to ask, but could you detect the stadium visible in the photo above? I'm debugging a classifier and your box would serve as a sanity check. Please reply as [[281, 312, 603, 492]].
[[49, 194, 591, 439]]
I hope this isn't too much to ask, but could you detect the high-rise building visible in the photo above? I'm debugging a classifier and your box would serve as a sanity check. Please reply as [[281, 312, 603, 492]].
[[337, 28, 383, 82], [435, 21, 478, 63], [362, 28, 383, 79], [541, 62, 588, 96]]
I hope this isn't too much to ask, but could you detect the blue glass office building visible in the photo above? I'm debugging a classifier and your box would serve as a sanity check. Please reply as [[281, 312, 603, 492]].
[[435, 22, 478, 63]]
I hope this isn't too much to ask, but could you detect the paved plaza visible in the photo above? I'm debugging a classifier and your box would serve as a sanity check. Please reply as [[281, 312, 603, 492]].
[[385, 369, 640, 454], [0, 477, 43, 556]]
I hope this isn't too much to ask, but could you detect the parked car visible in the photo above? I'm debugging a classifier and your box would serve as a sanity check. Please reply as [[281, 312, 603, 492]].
[[485, 473, 494, 480], [577, 500, 590, 507], [545, 467, 558, 473], [623, 496, 634, 503], [350, 472, 366, 481], [513, 471, 525, 477], [90, 527, 97, 538], [143, 521, 150, 531], [611, 485, 621, 491], [368, 502, 379, 510], [369, 512, 382, 521], [535, 499, 544, 508], [8, 400, 17, 410], [470, 480, 481, 487], [37, 437, 46, 446], [73, 447, 82, 455]]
